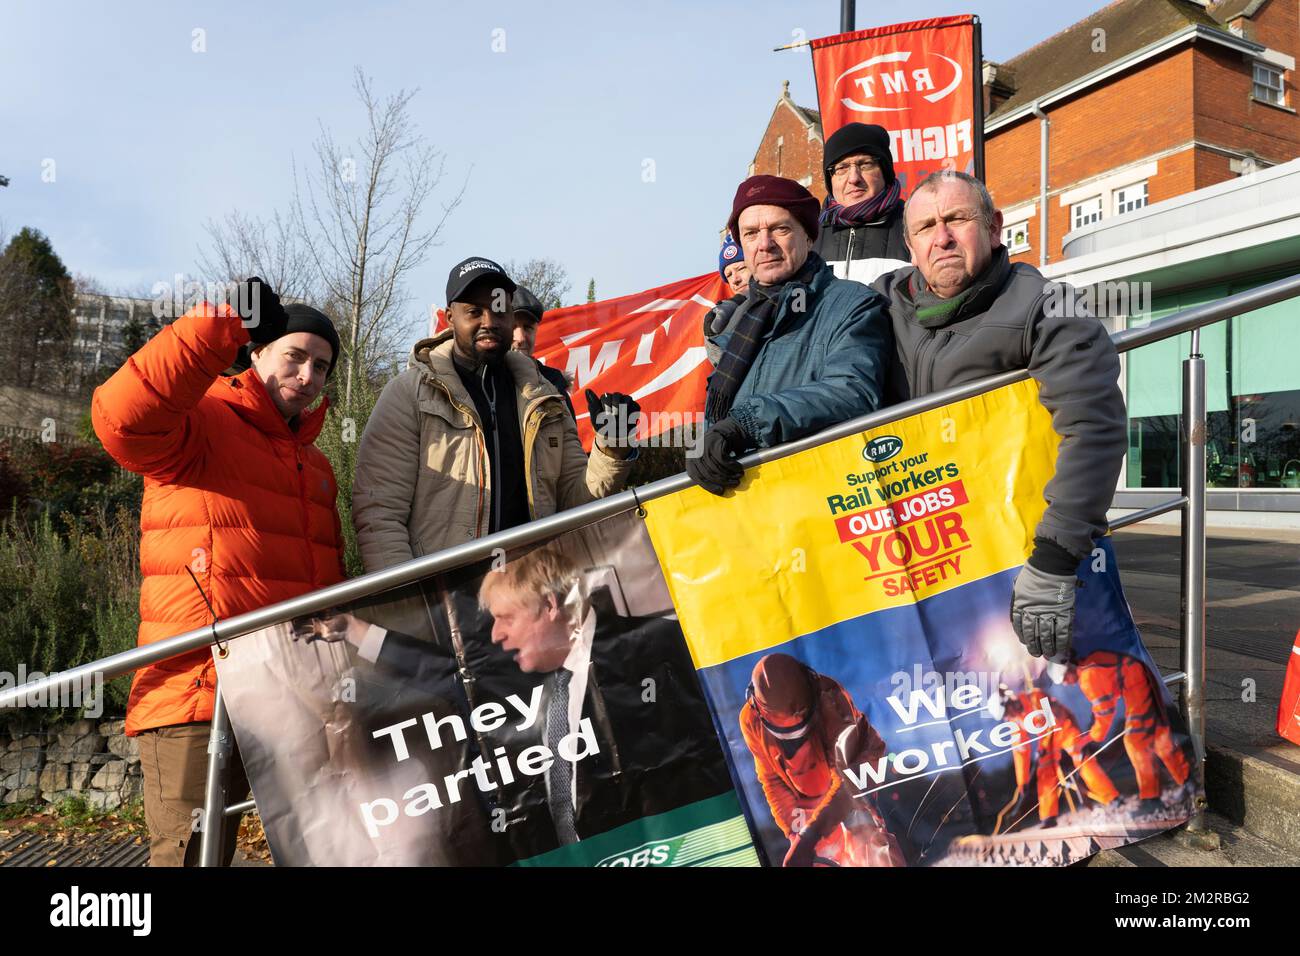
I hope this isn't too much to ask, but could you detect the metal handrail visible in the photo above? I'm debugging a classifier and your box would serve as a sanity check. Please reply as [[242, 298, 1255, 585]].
[[2, 269, 1298, 712], [1108, 497, 1188, 531]]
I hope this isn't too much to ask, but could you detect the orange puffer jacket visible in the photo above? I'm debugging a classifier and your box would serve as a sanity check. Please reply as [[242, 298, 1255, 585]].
[[92, 302, 346, 735]]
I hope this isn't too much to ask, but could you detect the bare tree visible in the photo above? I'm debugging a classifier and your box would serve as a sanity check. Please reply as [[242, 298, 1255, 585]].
[[503, 258, 571, 312], [197, 209, 318, 303], [295, 68, 464, 409]]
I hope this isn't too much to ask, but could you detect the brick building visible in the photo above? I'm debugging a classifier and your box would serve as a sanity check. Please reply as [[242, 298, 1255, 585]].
[[747, 80, 828, 203], [749, 0, 1298, 264], [985, 0, 1299, 267]]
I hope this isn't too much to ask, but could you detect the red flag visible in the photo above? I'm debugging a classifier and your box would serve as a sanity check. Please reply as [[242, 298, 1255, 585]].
[[534, 273, 728, 450], [811, 15, 982, 197]]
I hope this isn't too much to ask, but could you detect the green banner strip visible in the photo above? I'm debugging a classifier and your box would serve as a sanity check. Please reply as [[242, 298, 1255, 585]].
[[513, 792, 760, 867]]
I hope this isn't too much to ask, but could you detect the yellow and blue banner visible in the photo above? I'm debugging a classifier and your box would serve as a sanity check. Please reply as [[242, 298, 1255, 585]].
[[645, 379, 1196, 866]]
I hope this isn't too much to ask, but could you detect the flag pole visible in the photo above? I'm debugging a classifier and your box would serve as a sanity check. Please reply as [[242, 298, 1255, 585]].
[[972, 16, 986, 182]]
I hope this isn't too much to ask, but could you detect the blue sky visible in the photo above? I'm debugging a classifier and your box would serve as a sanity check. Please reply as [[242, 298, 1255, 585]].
[[1, 1, 1102, 341]]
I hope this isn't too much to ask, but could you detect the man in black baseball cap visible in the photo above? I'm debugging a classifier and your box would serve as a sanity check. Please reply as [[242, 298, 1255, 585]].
[[353, 257, 639, 576], [446, 256, 517, 308], [442, 256, 517, 368]]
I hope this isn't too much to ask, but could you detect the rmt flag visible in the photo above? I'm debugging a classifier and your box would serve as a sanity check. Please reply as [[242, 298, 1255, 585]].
[[811, 15, 984, 197], [535, 273, 728, 451]]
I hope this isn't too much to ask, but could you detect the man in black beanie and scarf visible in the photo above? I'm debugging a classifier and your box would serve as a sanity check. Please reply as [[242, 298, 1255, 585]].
[[688, 174, 891, 496], [815, 122, 911, 284]]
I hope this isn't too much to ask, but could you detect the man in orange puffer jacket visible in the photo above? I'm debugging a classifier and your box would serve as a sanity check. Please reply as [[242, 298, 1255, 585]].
[[92, 278, 345, 866]]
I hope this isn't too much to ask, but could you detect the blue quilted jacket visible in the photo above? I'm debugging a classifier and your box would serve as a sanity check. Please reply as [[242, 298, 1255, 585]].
[[704, 252, 892, 448]]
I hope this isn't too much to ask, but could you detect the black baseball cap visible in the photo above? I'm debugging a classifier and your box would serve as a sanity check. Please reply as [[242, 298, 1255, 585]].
[[512, 285, 545, 324], [446, 256, 516, 306]]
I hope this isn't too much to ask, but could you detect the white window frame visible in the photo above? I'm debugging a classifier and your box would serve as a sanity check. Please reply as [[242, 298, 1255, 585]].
[[1001, 221, 1031, 253], [1071, 196, 1103, 230], [1253, 62, 1285, 106], [1113, 180, 1148, 216]]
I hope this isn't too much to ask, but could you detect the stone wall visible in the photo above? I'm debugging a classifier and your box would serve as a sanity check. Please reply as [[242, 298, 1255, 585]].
[[0, 719, 141, 810]]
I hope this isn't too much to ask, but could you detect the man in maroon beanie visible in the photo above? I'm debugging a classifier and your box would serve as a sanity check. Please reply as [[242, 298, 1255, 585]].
[[689, 174, 891, 495]]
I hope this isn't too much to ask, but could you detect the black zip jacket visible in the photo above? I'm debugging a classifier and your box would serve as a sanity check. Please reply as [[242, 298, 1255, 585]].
[[454, 356, 530, 533], [814, 205, 911, 284]]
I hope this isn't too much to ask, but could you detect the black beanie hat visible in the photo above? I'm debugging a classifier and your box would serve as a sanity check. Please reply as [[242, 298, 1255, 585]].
[[283, 303, 341, 375], [823, 123, 896, 195]]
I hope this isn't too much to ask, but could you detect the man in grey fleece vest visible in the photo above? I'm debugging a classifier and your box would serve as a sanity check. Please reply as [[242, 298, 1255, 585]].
[[873, 171, 1128, 661]]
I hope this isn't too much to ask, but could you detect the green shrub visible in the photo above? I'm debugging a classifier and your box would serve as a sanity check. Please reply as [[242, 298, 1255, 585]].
[[0, 437, 141, 523], [0, 799, 39, 821], [0, 506, 139, 728], [53, 794, 94, 825]]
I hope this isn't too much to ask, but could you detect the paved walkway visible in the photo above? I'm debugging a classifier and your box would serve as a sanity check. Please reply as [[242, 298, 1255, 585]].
[[1112, 524, 1300, 764]]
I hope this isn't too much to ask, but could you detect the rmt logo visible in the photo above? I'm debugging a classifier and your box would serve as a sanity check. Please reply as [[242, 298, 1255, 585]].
[[863, 435, 903, 463], [834, 50, 964, 113]]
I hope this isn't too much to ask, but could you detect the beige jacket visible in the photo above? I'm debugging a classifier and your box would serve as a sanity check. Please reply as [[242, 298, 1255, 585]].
[[353, 334, 632, 574]]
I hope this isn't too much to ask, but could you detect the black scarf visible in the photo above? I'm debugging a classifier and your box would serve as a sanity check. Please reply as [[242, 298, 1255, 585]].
[[909, 246, 1012, 329], [705, 253, 822, 423]]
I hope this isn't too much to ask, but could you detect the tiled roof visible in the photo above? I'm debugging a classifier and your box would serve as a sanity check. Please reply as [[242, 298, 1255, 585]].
[[986, 0, 1228, 121], [1208, 0, 1266, 24]]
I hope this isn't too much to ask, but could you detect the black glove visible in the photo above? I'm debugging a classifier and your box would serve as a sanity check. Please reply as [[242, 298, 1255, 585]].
[[232, 276, 288, 345], [584, 389, 640, 452], [686, 416, 749, 495]]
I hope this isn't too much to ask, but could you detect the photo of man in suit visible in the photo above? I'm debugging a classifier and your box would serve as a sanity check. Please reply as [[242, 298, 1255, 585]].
[[282, 529, 736, 861], [475, 542, 733, 850]]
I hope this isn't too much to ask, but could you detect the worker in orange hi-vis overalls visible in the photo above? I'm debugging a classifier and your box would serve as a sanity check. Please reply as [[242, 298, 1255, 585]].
[[739, 653, 904, 867], [1000, 688, 1118, 830], [1067, 650, 1190, 801]]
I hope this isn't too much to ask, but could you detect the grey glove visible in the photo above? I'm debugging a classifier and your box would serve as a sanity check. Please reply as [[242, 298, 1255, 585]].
[[703, 295, 743, 338], [1010, 564, 1078, 660]]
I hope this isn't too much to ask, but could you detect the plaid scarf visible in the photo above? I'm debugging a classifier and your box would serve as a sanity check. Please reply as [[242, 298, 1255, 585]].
[[705, 253, 822, 423], [819, 181, 902, 229]]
